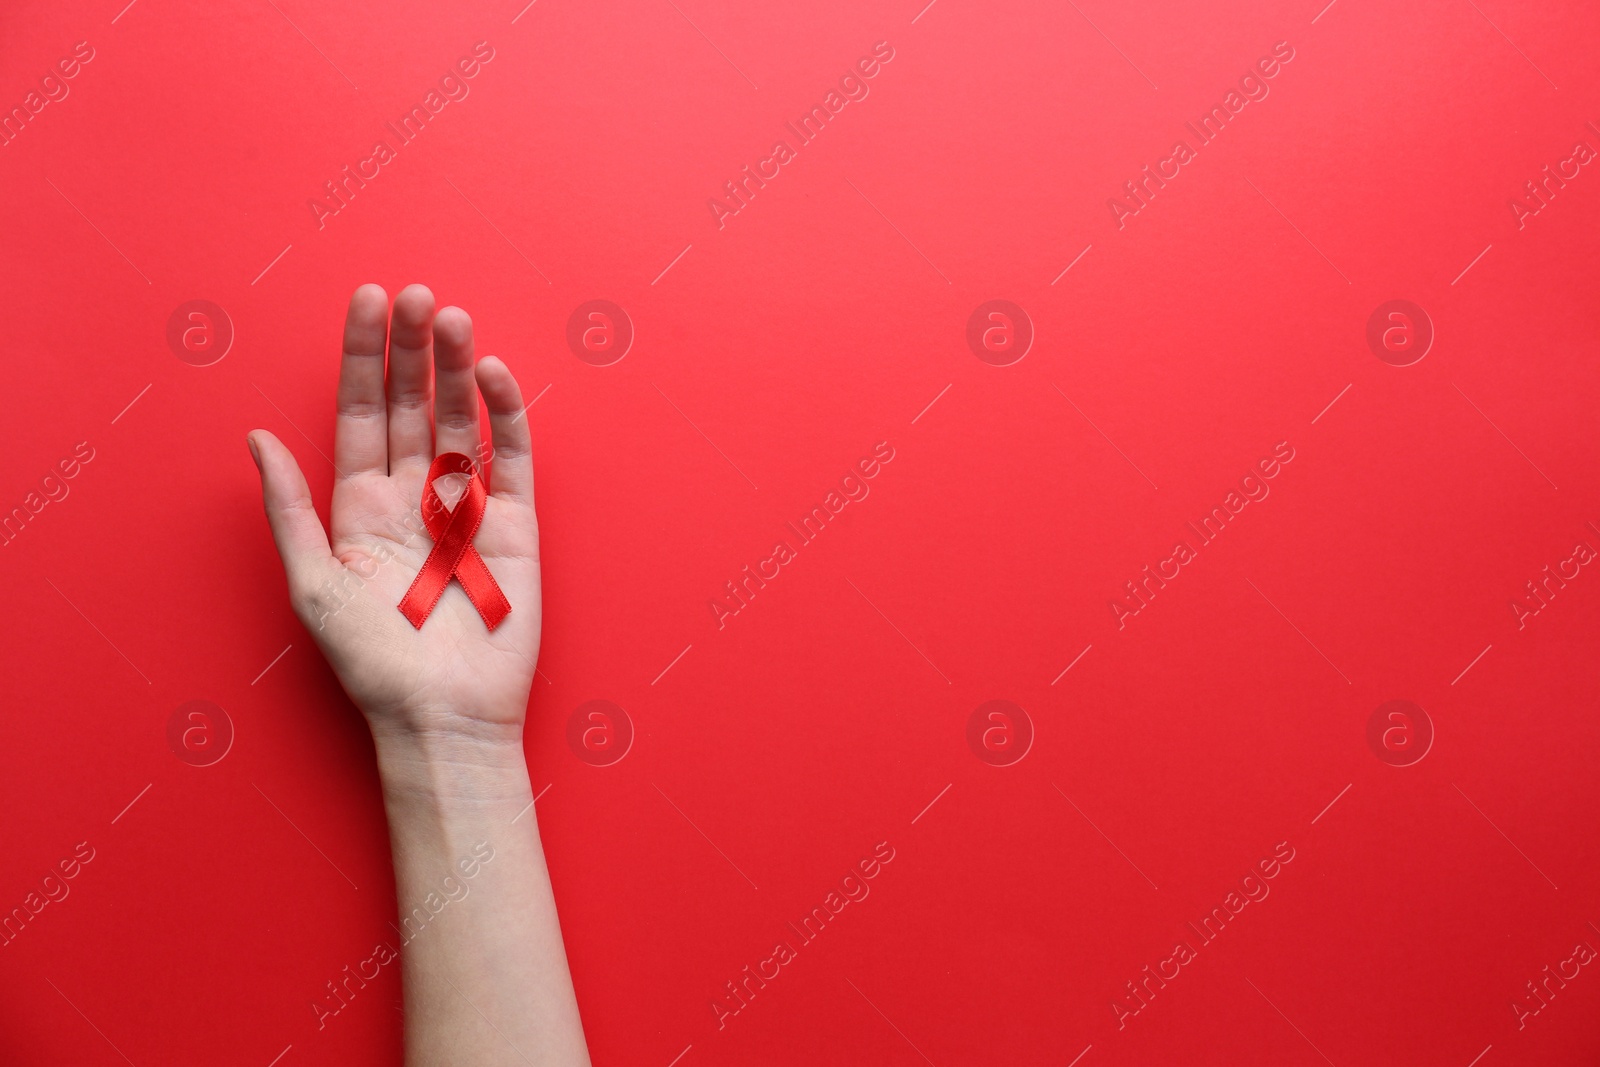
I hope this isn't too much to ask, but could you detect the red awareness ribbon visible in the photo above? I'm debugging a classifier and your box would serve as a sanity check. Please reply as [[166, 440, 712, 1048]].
[[397, 452, 511, 631]]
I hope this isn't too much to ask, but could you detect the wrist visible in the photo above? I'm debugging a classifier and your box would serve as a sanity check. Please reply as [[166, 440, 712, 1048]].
[[371, 718, 532, 806]]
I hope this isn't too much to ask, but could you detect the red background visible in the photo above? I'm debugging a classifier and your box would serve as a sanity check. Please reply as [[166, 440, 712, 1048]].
[[2, 0, 1599, 1064]]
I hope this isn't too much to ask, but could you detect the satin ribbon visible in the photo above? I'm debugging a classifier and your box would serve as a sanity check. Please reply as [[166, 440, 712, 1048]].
[[397, 452, 511, 631]]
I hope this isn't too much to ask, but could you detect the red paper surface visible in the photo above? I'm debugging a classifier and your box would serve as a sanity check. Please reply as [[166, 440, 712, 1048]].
[[3, 0, 1599, 1063]]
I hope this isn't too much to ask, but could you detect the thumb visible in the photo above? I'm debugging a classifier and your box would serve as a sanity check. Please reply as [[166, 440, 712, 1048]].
[[247, 430, 336, 602]]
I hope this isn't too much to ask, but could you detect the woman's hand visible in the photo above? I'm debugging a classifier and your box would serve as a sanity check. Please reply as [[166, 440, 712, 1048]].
[[248, 284, 589, 1066], [248, 283, 540, 745]]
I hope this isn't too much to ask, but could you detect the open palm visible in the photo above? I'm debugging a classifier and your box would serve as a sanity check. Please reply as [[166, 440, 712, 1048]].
[[248, 283, 540, 738]]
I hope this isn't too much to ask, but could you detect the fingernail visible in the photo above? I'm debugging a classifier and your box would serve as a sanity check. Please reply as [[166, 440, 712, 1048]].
[[246, 433, 261, 470]]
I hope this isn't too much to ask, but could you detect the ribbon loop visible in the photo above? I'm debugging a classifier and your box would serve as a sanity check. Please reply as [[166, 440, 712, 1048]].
[[397, 452, 511, 631]]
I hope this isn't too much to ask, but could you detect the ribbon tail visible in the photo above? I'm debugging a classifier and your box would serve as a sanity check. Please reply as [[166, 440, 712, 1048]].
[[398, 538, 466, 629], [453, 547, 513, 630]]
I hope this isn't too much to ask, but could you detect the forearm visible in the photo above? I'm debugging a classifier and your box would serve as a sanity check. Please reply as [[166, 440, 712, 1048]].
[[373, 723, 590, 1067]]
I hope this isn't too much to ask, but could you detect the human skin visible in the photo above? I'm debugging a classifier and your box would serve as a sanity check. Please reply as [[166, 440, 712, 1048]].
[[247, 282, 590, 1066]]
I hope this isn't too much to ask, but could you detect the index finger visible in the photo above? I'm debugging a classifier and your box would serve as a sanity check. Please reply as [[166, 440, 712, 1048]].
[[334, 283, 390, 477]]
